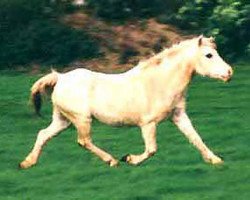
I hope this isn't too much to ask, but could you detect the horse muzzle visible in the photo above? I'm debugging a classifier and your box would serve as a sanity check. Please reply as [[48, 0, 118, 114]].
[[221, 75, 232, 82], [221, 68, 233, 82]]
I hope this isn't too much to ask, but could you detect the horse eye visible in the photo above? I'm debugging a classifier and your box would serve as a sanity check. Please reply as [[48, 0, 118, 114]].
[[206, 53, 213, 59]]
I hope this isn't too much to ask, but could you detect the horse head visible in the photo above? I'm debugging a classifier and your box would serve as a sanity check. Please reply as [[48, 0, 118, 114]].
[[194, 35, 233, 82]]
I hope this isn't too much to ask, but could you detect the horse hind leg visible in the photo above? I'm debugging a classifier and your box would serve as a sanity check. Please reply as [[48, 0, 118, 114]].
[[19, 108, 70, 169], [75, 119, 119, 167]]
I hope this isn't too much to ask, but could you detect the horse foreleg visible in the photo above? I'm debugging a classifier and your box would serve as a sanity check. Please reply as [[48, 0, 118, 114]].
[[19, 110, 70, 169], [172, 108, 223, 164], [121, 122, 157, 165], [76, 121, 119, 167]]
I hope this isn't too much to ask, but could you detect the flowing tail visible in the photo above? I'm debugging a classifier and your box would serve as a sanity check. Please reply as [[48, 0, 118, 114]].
[[31, 71, 58, 115]]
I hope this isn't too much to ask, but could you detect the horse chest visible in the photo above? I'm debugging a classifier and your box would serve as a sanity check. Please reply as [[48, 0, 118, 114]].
[[148, 92, 183, 123], [158, 91, 183, 109]]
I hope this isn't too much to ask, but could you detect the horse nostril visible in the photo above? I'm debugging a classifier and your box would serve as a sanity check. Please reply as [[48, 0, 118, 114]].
[[228, 69, 233, 76]]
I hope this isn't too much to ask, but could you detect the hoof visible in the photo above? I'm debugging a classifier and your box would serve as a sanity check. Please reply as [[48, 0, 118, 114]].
[[19, 160, 35, 169], [106, 159, 119, 167], [120, 154, 130, 162], [204, 155, 224, 165], [211, 157, 224, 165], [109, 159, 119, 167]]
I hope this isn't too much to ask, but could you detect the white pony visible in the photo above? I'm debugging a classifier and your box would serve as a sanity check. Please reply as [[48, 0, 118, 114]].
[[20, 36, 233, 169]]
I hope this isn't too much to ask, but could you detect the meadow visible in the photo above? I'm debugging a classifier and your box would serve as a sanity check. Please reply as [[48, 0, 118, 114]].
[[0, 63, 250, 200]]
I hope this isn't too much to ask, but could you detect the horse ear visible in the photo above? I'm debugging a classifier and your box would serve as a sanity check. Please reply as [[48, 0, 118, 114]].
[[198, 35, 203, 46], [209, 36, 215, 43]]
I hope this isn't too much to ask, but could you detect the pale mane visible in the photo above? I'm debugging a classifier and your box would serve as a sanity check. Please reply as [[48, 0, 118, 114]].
[[136, 36, 216, 70]]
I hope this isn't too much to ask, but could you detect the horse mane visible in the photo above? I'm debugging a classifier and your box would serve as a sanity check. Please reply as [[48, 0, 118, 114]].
[[136, 36, 216, 70]]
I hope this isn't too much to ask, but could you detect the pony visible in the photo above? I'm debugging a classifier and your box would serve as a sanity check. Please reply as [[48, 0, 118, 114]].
[[19, 36, 233, 169]]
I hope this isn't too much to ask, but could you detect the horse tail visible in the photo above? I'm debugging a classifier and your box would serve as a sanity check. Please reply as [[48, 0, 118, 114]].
[[31, 70, 58, 115]]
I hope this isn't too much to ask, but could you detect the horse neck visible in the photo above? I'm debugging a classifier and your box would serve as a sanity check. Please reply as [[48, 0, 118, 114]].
[[170, 56, 195, 89], [139, 53, 195, 95]]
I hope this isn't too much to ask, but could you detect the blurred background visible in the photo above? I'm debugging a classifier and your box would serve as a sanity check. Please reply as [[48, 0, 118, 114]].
[[0, 0, 249, 72]]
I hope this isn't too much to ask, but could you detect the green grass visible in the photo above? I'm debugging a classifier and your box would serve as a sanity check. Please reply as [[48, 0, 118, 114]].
[[1, 64, 250, 200]]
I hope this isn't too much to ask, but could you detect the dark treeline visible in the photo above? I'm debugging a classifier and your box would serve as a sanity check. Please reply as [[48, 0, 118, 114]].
[[0, 0, 100, 69], [88, 0, 250, 59], [0, 0, 249, 69]]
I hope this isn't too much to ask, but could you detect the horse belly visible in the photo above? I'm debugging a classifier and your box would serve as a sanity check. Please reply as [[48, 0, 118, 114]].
[[93, 110, 140, 126], [91, 100, 141, 126], [91, 92, 142, 125], [89, 80, 143, 125]]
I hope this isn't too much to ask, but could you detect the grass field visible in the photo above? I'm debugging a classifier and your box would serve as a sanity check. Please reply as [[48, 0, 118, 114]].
[[1, 63, 250, 200]]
